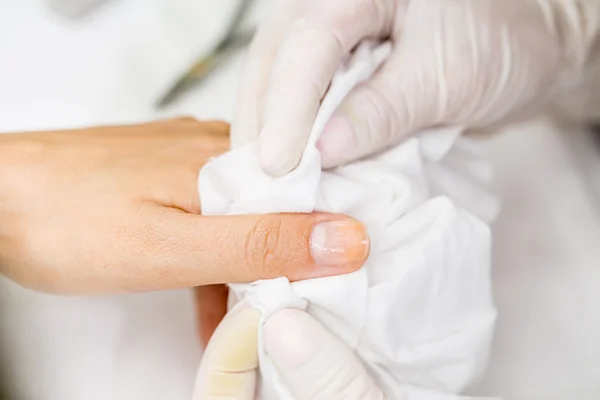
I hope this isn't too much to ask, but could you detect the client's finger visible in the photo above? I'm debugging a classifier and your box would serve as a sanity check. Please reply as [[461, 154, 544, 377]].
[[142, 208, 369, 289], [265, 309, 385, 400]]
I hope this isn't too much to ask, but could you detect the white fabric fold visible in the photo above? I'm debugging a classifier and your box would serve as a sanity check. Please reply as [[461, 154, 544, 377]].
[[199, 42, 499, 399]]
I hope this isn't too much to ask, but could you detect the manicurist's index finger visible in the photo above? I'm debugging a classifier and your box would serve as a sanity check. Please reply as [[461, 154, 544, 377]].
[[252, 0, 394, 177]]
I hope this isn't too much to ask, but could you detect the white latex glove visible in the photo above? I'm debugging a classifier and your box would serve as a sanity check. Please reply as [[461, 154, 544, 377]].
[[193, 307, 385, 400], [233, 0, 600, 176], [193, 303, 260, 400]]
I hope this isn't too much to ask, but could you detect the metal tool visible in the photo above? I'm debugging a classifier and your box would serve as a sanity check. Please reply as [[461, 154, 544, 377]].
[[155, 0, 256, 108]]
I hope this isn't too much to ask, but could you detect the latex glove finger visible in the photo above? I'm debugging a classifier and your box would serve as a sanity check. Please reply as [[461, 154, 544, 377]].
[[193, 285, 229, 347], [231, 0, 303, 149], [317, 0, 599, 168], [316, 36, 443, 168], [264, 309, 386, 400], [193, 304, 261, 400], [233, 0, 397, 177]]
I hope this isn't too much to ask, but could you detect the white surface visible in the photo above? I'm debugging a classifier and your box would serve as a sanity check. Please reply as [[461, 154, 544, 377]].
[[470, 121, 600, 400], [199, 42, 497, 400], [1, 1, 600, 399]]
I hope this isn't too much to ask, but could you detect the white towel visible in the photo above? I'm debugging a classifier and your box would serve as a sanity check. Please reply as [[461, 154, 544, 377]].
[[199, 42, 499, 400]]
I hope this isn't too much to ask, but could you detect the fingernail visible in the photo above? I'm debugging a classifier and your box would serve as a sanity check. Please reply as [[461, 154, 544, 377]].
[[310, 218, 369, 267], [316, 114, 355, 168]]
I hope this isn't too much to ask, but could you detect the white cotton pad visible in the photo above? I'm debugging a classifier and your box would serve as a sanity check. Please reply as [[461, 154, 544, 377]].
[[199, 42, 499, 400]]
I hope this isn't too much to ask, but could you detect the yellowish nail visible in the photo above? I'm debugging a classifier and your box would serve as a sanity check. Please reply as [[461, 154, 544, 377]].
[[310, 218, 370, 267]]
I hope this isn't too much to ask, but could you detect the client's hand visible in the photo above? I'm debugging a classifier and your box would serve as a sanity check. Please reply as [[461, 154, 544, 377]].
[[194, 306, 384, 400], [0, 118, 368, 299]]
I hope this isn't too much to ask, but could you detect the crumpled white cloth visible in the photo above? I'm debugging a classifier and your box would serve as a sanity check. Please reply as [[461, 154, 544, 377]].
[[199, 42, 500, 400]]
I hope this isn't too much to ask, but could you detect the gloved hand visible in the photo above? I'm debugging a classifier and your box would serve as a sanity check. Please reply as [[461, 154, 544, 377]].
[[193, 303, 261, 400], [194, 307, 384, 400], [233, 0, 600, 176]]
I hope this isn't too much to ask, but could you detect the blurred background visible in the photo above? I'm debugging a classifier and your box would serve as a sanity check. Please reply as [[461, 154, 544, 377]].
[[1, 0, 600, 399]]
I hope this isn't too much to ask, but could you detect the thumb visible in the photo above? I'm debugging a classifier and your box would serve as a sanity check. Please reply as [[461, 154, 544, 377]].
[[193, 303, 260, 400], [264, 309, 386, 400], [317, 53, 435, 168], [150, 209, 369, 289]]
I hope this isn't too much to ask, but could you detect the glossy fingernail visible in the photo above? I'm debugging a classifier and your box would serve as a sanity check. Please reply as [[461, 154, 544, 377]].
[[317, 114, 355, 169], [310, 218, 369, 267]]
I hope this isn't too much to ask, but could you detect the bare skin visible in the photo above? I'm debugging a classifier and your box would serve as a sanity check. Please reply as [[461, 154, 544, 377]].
[[0, 117, 369, 344]]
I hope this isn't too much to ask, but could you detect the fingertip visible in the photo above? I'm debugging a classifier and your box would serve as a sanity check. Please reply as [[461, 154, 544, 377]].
[[265, 308, 386, 400], [193, 304, 260, 400], [264, 309, 321, 369], [308, 216, 369, 274], [203, 305, 262, 370], [266, 213, 369, 283], [258, 135, 301, 177], [317, 114, 357, 168]]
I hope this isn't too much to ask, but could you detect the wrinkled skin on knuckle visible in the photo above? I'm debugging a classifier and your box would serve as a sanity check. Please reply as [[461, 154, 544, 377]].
[[243, 215, 296, 278]]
